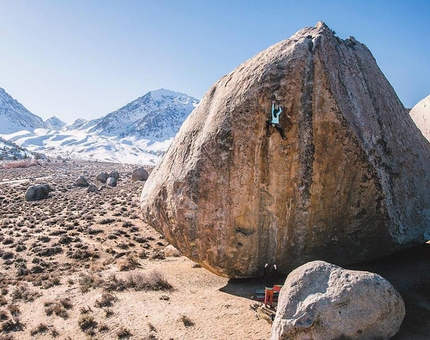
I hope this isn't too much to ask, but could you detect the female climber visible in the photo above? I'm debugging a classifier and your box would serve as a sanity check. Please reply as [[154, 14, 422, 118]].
[[266, 102, 287, 140]]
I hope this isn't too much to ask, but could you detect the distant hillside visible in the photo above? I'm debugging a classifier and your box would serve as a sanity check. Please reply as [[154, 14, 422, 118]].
[[45, 116, 66, 130], [0, 136, 44, 161], [86, 89, 199, 139], [0, 87, 46, 133]]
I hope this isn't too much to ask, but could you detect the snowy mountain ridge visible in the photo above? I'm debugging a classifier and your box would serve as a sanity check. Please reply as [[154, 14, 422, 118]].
[[45, 116, 66, 130], [0, 88, 199, 164], [0, 87, 46, 134], [86, 89, 199, 139]]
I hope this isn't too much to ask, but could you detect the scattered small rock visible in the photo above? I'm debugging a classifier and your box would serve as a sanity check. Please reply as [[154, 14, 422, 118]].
[[76, 176, 89, 187], [87, 184, 98, 193], [106, 177, 117, 187], [109, 170, 120, 180], [24, 184, 52, 201], [96, 172, 109, 183], [131, 167, 149, 181], [164, 244, 181, 257]]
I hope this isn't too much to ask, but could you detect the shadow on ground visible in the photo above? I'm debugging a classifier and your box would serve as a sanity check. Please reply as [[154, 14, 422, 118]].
[[219, 244, 430, 339]]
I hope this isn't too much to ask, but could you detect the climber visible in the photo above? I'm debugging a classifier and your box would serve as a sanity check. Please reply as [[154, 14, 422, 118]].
[[266, 102, 287, 140]]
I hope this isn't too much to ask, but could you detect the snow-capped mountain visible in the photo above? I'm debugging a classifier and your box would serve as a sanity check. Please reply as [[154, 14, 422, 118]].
[[87, 89, 199, 139], [45, 116, 66, 130], [0, 88, 199, 164], [0, 88, 46, 134]]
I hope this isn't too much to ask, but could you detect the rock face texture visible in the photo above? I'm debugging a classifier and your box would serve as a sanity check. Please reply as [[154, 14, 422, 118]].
[[271, 261, 405, 340], [141, 22, 430, 278], [410, 94, 430, 141]]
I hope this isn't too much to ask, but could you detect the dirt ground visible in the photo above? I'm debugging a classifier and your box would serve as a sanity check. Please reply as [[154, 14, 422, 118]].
[[0, 159, 429, 339]]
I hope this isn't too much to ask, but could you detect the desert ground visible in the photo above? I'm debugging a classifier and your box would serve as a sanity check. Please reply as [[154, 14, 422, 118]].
[[0, 159, 429, 339]]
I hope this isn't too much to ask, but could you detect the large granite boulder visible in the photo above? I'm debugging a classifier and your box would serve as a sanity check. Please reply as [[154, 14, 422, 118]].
[[271, 261, 405, 340], [141, 22, 430, 278], [410, 94, 430, 141]]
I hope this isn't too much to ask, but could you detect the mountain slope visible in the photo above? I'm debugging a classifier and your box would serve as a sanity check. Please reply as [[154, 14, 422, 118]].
[[0, 136, 44, 160], [45, 116, 66, 130], [87, 89, 199, 139], [0, 88, 46, 133]]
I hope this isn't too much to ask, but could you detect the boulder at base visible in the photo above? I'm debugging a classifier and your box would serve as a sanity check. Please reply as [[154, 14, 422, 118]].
[[271, 261, 405, 340], [141, 22, 430, 278]]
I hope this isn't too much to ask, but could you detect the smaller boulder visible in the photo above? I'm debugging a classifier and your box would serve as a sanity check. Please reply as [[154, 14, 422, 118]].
[[87, 184, 98, 193], [164, 244, 181, 257], [96, 172, 109, 183], [271, 261, 405, 340], [132, 167, 149, 181], [106, 177, 117, 187], [109, 170, 120, 179], [76, 176, 89, 187], [25, 184, 52, 201]]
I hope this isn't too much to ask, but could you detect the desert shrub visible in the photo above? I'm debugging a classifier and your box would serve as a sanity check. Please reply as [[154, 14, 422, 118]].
[[41, 275, 61, 289], [60, 298, 73, 310], [117, 326, 132, 339], [7, 304, 20, 317], [37, 235, 51, 243], [30, 323, 49, 335], [103, 274, 128, 292], [126, 270, 173, 291], [0, 309, 8, 321], [44, 298, 72, 319], [1, 317, 24, 332], [103, 308, 114, 318], [78, 314, 97, 333], [180, 314, 195, 327], [122, 221, 134, 228], [99, 323, 109, 332], [95, 292, 116, 308], [80, 306, 92, 314], [3, 160, 40, 169], [116, 255, 140, 271], [11, 284, 41, 302], [79, 273, 104, 293]]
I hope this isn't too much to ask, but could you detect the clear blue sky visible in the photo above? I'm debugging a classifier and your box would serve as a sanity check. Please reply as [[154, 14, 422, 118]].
[[0, 0, 429, 123]]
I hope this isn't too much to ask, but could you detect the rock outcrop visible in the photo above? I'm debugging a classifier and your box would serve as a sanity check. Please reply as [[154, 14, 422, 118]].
[[271, 261, 405, 340], [141, 22, 430, 278], [410, 94, 430, 141]]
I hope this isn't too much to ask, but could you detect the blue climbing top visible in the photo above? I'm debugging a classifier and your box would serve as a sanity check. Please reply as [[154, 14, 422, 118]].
[[271, 103, 282, 124]]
